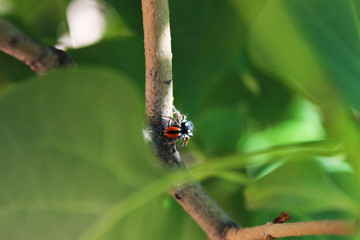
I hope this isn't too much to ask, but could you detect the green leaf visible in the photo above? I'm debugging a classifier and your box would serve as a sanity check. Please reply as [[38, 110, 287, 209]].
[[196, 106, 246, 155], [4, 0, 70, 43], [170, 0, 245, 114], [285, 0, 360, 109], [104, 0, 143, 34], [250, 0, 330, 101], [249, 0, 360, 205], [250, 0, 360, 108], [0, 53, 33, 84], [100, 195, 207, 240], [198, 61, 292, 126], [244, 160, 359, 214], [241, 98, 326, 152], [0, 68, 165, 239], [68, 37, 145, 92]]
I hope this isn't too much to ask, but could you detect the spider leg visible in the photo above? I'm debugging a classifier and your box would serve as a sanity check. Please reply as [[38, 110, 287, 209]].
[[162, 116, 176, 127], [172, 106, 180, 115], [162, 113, 182, 126], [184, 137, 190, 146], [164, 137, 179, 151], [174, 115, 182, 126], [162, 116, 175, 120], [172, 107, 185, 123], [176, 137, 189, 150], [166, 140, 177, 145]]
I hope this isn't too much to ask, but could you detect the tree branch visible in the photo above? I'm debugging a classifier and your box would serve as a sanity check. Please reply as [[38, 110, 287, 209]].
[[0, 18, 74, 73], [225, 220, 357, 240], [141, 1, 357, 240], [141, 0, 237, 239], [0, 6, 356, 240]]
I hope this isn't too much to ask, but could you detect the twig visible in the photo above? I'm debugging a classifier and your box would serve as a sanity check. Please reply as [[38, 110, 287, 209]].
[[225, 220, 357, 240], [0, 18, 74, 73], [142, 0, 173, 118], [141, 0, 237, 239]]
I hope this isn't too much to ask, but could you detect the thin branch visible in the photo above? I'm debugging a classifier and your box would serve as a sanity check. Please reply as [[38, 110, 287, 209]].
[[0, 18, 74, 73], [141, 0, 237, 239], [225, 220, 357, 240]]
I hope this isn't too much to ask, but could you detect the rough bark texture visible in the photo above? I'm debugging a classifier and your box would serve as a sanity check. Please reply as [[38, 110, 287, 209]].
[[141, 0, 238, 239]]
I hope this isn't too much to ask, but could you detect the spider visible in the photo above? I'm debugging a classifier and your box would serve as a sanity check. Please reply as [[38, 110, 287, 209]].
[[163, 108, 194, 150]]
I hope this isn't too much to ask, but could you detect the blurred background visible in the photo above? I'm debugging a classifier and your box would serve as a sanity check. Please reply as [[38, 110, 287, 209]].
[[0, 0, 360, 239]]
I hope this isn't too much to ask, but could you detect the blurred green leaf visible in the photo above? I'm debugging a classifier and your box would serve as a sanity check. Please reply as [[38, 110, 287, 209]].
[[168, 0, 293, 156], [244, 160, 359, 214], [170, 0, 245, 114], [0, 68, 165, 239], [250, 0, 336, 104], [196, 106, 246, 155], [198, 59, 292, 125], [193, 140, 342, 174], [241, 98, 326, 152], [227, 0, 267, 27], [318, 156, 360, 200], [3, 0, 70, 43], [0, 52, 33, 84], [1, 0, 360, 239], [104, 0, 143, 34], [250, 0, 360, 204], [195, 170, 252, 185], [250, 0, 360, 108], [240, 62, 293, 125], [101, 195, 207, 240], [68, 37, 145, 91], [285, 0, 360, 109]]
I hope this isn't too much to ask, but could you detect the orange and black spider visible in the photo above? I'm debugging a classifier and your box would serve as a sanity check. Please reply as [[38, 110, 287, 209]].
[[163, 108, 194, 150]]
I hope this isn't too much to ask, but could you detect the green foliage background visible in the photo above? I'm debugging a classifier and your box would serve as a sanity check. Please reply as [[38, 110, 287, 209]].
[[1, 0, 360, 239]]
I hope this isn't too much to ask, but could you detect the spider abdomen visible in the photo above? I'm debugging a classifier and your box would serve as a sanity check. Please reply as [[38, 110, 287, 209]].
[[164, 126, 181, 138]]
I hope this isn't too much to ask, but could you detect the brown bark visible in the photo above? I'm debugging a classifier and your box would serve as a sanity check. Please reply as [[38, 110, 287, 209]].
[[226, 220, 357, 240], [0, 18, 74, 73], [141, 0, 237, 239]]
